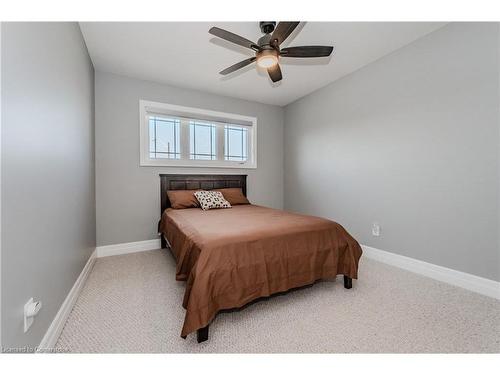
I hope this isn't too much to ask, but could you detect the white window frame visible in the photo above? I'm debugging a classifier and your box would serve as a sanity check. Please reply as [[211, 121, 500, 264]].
[[139, 100, 257, 169]]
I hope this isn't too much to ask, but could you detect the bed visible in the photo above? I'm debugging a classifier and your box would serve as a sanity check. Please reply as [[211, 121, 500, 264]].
[[158, 174, 362, 343]]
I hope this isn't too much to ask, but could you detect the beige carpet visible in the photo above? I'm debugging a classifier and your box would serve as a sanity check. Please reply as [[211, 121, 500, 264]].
[[56, 249, 500, 353]]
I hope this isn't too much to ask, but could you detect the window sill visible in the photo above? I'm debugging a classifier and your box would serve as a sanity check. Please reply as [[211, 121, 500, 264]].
[[139, 159, 257, 169]]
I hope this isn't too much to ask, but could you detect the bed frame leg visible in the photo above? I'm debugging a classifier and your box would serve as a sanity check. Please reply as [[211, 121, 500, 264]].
[[197, 325, 209, 343], [343, 276, 352, 289], [158, 220, 167, 249]]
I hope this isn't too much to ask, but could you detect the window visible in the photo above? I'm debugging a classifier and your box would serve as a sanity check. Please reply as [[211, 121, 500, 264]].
[[149, 116, 180, 159], [224, 125, 248, 161], [190, 121, 217, 160], [140, 100, 257, 168]]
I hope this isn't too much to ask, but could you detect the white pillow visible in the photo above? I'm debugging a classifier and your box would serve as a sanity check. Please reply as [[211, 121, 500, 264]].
[[194, 190, 232, 211]]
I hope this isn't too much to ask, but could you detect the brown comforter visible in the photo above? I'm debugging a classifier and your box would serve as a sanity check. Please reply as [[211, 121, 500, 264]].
[[159, 204, 362, 338]]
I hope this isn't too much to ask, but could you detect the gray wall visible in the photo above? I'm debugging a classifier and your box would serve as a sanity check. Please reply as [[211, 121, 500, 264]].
[[1, 23, 95, 348], [284, 23, 500, 281], [95, 72, 284, 246]]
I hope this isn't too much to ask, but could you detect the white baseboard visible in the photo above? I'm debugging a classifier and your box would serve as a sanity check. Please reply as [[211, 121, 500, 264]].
[[362, 245, 500, 300], [38, 249, 97, 351], [96, 239, 161, 258]]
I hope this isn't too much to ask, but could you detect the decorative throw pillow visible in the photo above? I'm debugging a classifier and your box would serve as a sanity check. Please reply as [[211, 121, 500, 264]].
[[167, 190, 200, 209], [194, 190, 232, 211], [215, 188, 250, 205]]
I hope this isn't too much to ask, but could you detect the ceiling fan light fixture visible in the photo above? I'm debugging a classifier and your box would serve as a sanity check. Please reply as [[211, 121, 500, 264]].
[[256, 50, 278, 69]]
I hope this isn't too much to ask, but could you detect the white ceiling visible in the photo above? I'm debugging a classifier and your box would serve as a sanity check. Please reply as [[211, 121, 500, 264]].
[[80, 22, 446, 106]]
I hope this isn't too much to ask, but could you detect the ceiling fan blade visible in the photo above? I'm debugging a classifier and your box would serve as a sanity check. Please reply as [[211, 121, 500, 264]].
[[209, 27, 259, 51], [219, 57, 256, 75], [267, 64, 282, 83], [281, 46, 334, 58], [271, 22, 300, 46]]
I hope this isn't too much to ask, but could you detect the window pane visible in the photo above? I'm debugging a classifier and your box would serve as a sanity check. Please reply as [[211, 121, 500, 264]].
[[224, 125, 248, 161], [190, 121, 217, 160], [149, 116, 180, 159]]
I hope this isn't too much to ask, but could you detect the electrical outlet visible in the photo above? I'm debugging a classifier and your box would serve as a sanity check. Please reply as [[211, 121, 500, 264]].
[[24, 298, 42, 333], [372, 223, 381, 237], [24, 298, 34, 332]]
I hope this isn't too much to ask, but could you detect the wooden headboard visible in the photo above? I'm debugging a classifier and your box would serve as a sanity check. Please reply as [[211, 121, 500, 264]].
[[160, 174, 247, 214]]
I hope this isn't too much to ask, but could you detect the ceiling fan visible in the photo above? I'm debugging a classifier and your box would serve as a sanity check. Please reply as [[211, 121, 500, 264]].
[[209, 22, 334, 83]]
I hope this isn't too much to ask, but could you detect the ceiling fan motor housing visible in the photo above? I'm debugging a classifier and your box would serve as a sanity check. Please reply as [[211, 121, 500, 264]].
[[257, 34, 273, 48]]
